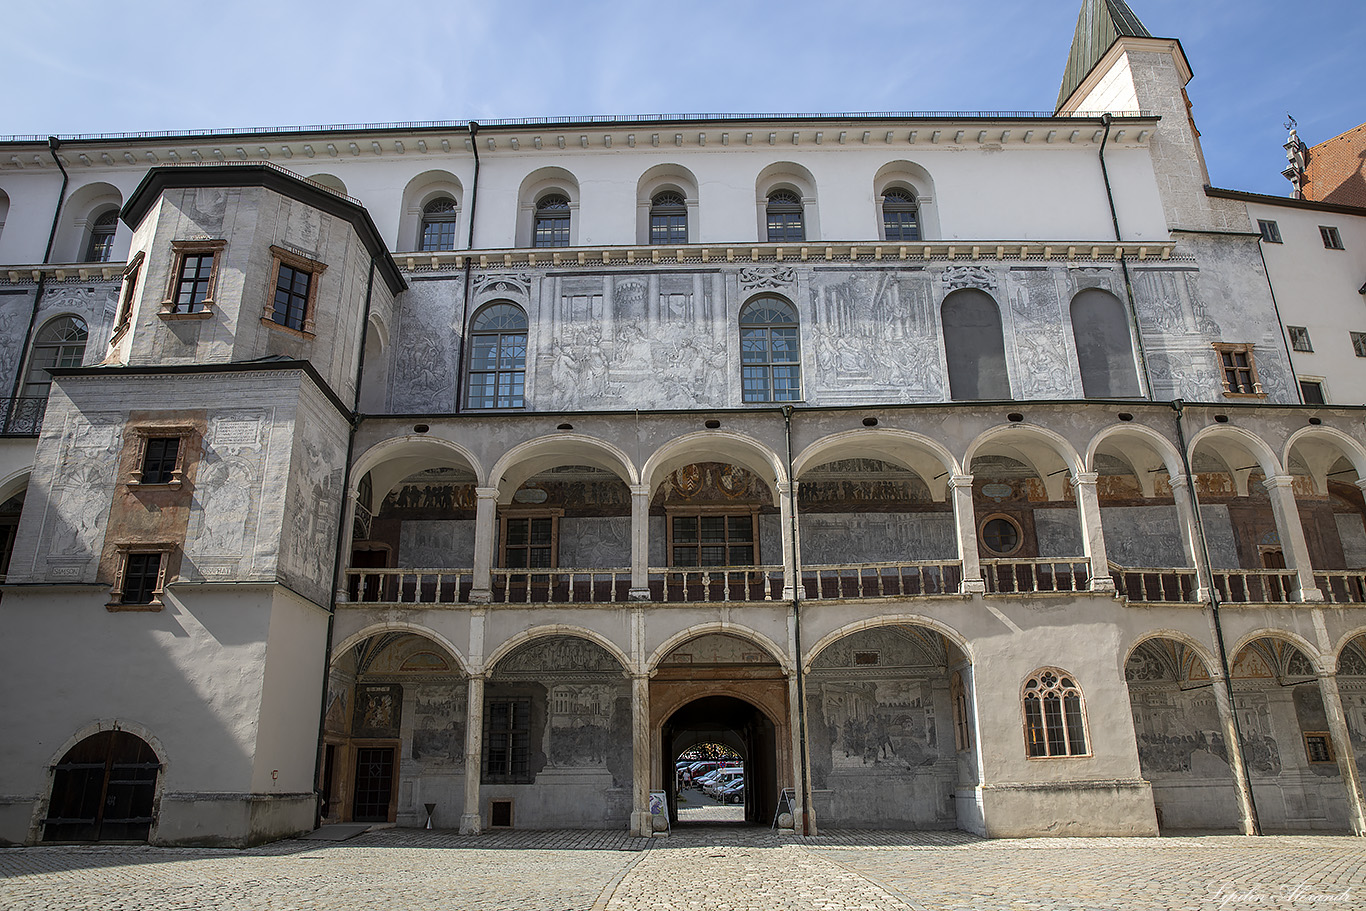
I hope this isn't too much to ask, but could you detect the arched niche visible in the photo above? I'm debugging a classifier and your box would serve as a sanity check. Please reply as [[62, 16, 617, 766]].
[[1071, 289, 1141, 398], [941, 288, 1009, 401]]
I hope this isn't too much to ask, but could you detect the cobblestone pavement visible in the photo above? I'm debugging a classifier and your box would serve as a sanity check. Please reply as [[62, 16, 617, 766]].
[[1, 827, 1362, 911]]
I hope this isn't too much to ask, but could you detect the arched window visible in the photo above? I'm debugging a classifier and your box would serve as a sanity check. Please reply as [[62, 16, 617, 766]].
[[533, 194, 571, 248], [1022, 668, 1089, 757], [765, 190, 804, 243], [85, 210, 118, 262], [467, 303, 528, 409], [740, 297, 801, 402], [44, 730, 160, 842], [941, 289, 1010, 400], [419, 198, 458, 251], [881, 189, 920, 242], [650, 191, 688, 245], [1070, 289, 1140, 398], [23, 316, 88, 402]]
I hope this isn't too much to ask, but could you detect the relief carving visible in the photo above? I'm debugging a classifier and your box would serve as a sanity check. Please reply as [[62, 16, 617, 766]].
[[940, 264, 997, 291], [738, 266, 797, 291]]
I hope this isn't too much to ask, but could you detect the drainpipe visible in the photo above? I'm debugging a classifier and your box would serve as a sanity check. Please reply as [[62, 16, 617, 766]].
[[7, 138, 70, 425], [1172, 399, 1261, 835], [313, 256, 378, 828], [1097, 114, 1154, 399], [783, 405, 814, 835], [453, 122, 480, 415]]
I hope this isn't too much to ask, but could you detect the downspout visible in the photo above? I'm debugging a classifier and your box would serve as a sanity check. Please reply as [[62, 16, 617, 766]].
[[1256, 240, 1304, 403], [1172, 399, 1262, 835], [783, 405, 814, 835], [453, 122, 480, 415], [1097, 114, 1154, 399], [7, 138, 70, 424], [313, 256, 378, 827]]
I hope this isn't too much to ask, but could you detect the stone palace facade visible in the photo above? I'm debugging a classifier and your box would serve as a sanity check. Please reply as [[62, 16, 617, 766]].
[[0, 0, 1364, 845]]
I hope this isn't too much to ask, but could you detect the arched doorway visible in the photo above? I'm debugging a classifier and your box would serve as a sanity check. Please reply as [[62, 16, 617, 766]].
[[664, 695, 778, 826], [44, 731, 160, 842]]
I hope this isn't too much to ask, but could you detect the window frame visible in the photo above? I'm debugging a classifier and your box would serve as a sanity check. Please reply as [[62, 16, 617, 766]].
[[262, 245, 326, 337], [739, 296, 802, 403], [1298, 378, 1327, 405], [108, 546, 174, 610], [127, 425, 195, 488], [665, 506, 760, 568], [1286, 326, 1313, 352], [880, 188, 921, 243], [1021, 667, 1090, 759], [498, 509, 562, 569], [532, 193, 572, 249], [1351, 332, 1366, 358], [419, 197, 459, 252], [1303, 732, 1334, 764], [765, 190, 805, 243], [84, 210, 119, 263], [1257, 219, 1282, 244], [110, 251, 145, 347], [21, 315, 89, 403], [161, 239, 226, 319], [649, 191, 689, 245], [483, 698, 532, 784], [465, 302, 529, 410], [1212, 343, 1265, 398], [979, 513, 1024, 557], [1319, 225, 1344, 250]]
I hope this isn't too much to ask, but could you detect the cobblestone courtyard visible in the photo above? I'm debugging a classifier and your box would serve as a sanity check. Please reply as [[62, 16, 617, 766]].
[[1, 827, 1362, 911]]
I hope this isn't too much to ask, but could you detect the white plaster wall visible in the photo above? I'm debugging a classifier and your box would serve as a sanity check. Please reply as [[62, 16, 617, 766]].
[[251, 586, 330, 794]]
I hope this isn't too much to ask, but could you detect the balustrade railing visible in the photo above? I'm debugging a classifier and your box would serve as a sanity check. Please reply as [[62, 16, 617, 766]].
[[801, 561, 961, 600], [346, 567, 473, 603], [1314, 571, 1366, 605], [648, 566, 785, 603], [1210, 569, 1297, 604], [982, 558, 1091, 594], [1110, 565, 1198, 603], [490, 568, 634, 604], [1, 396, 46, 436]]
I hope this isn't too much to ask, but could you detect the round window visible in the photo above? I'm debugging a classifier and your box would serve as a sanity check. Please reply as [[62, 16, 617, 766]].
[[981, 516, 1021, 555]]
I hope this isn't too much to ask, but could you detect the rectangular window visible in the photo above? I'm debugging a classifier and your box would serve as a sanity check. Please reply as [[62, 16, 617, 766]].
[[1320, 226, 1344, 250], [501, 514, 557, 568], [112, 252, 144, 343], [1352, 332, 1366, 358], [139, 437, 181, 485], [1287, 326, 1312, 352], [162, 240, 225, 317], [1299, 380, 1326, 404], [263, 246, 325, 336], [1257, 219, 1282, 243], [669, 512, 757, 567], [484, 700, 531, 782], [1213, 344, 1263, 396], [117, 552, 165, 606], [1304, 732, 1334, 763]]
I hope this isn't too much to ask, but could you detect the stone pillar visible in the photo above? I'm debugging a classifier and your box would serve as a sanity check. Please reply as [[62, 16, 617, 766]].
[[470, 487, 500, 602], [777, 481, 798, 601], [460, 674, 485, 835], [950, 475, 985, 594], [1168, 474, 1212, 601], [1315, 668, 1366, 835], [1207, 666, 1259, 835], [1072, 472, 1116, 592], [785, 611, 812, 835], [1264, 475, 1324, 602], [334, 489, 359, 604], [629, 674, 652, 836], [629, 484, 651, 600]]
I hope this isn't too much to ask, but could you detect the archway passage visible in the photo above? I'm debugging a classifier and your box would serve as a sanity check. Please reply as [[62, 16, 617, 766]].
[[663, 696, 777, 826], [44, 731, 159, 842]]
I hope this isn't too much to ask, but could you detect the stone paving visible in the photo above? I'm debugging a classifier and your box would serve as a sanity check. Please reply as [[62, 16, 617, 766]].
[[0, 827, 1362, 910]]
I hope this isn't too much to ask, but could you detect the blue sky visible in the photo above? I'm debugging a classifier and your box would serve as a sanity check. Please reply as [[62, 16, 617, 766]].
[[4, 1, 1362, 196]]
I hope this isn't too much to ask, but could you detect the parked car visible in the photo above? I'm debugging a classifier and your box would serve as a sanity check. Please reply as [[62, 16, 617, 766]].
[[705, 768, 744, 798], [718, 778, 746, 804]]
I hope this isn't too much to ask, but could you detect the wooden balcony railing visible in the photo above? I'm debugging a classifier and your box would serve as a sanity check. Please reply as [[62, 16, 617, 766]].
[[1314, 571, 1366, 605], [981, 558, 1091, 594], [1110, 565, 1198, 603], [801, 561, 961, 600]]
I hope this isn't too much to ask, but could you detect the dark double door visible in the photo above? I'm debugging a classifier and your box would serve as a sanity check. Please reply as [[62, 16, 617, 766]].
[[44, 731, 159, 842]]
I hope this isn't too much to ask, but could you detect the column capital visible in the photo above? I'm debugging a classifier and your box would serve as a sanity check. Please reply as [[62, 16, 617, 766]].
[[1355, 478, 1366, 494], [474, 486, 501, 501], [1070, 471, 1099, 488], [629, 484, 651, 498], [949, 473, 974, 490], [776, 480, 797, 496], [1263, 474, 1297, 491], [1167, 473, 1191, 491]]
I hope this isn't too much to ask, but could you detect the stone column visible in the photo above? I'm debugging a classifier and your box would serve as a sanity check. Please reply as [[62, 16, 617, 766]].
[[777, 481, 798, 601], [1316, 667, 1366, 835], [1072, 472, 1116, 592], [469, 487, 500, 602], [1208, 666, 1259, 835], [334, 489, 359, 604], [460, 674, 485, 835], [1168, 474, 1211, 601], [629, 484, 651, 600], [629, 673, 652, 836], [950, 475, 985, 594], [1263, 475, 1324, 602], [785, 611, 812, 834]]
